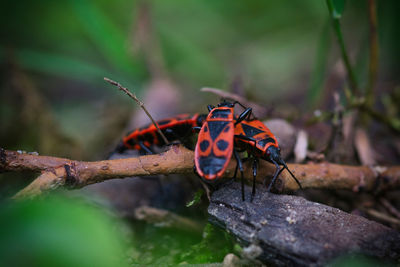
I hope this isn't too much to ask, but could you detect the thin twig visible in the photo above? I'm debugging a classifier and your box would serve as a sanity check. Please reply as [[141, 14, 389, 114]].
[[364, 208, 400, 226], [380, 198, 400, 220], [104, 77, 169, 145]]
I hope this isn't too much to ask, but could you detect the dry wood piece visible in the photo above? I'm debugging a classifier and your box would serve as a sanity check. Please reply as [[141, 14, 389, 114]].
[[6, 145, 194, 199], [208, 182, 400, 266], [1, 147, 400, 199]]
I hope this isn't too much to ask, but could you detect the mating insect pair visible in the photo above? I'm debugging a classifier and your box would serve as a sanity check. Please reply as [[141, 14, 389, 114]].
[[194, 100, 302, 201], [114, 101, 301, 201]]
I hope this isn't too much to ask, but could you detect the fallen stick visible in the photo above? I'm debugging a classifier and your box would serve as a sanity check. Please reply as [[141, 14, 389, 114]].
[[1, 147, 399, 200], [208, 182, 400, 266]]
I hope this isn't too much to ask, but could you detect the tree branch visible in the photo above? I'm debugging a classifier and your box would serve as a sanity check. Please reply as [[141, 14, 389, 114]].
[[1, 147, 399, 200], [209, 182, 400, 266]]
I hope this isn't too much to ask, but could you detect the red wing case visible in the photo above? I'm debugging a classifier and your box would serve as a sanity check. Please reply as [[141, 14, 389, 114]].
[[234, 119, 279, 157], [122, 113, 197, 151], [195, 107, 234, 180]]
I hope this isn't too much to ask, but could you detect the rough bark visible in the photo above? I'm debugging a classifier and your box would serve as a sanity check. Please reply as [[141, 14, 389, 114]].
[[1, 147, 400, 199], [208, 182, 400, 266]]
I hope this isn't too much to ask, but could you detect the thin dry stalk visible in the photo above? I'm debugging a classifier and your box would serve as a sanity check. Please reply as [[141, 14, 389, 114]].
[[104, 77, 169, 144]]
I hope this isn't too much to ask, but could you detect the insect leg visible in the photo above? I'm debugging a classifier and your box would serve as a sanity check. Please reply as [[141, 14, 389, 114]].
[[233, 159, 239, 181], [266, 159, 284, 192], [207, 105, 215, 112], [234, 150, 245, 201], [251, 158, 258, 202], [235, 108, 253, 125], [234, 135, 257, 153], [192, 126, 202, 133], [233, 101, 257, 120], [233, 147, 246, 181], [234, 134, 256, 142], [139, 141, 154, 154]]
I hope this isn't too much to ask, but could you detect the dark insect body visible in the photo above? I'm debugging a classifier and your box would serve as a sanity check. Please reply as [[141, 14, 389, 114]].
[[116, 113, 206, 154], [194, 101, 252, 187], [234, 118, 302, 201]]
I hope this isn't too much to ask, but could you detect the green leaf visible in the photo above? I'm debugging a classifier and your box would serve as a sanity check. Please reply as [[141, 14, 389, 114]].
[[186, 190, 203, 207]]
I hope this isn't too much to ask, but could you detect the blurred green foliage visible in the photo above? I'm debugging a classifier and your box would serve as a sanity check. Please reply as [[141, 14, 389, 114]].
[[1, 1, 398, 101], [0, 193, 233, 266], [0, 196, 129, 267], [1, 1, 399, 155]]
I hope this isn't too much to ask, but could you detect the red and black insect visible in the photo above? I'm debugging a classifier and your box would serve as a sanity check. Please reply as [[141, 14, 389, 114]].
[[194, 101, 252, 188], [234, 118, 302, 201], [115, 113, 206, 154]]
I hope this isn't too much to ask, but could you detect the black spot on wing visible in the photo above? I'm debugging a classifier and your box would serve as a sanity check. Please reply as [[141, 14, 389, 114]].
[[162, 124, 192, 143], [242, 123, 264, 138], [141, 133, 156, 143], [208, 121, 229, 141], [210, 109, 231, 119], [217, 140, 229, 151], [223, 125, 231, 132], [126, 138, 136, 146], [257, 138, 276, 148], [199, 140, 210, 152]]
